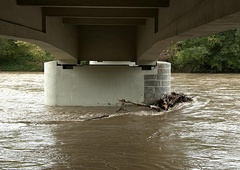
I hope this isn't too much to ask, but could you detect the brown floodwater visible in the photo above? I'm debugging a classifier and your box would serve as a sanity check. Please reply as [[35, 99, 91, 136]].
[[0, 72, 240, 169]]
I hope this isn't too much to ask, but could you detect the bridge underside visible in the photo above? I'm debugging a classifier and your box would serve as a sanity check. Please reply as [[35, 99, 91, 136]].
[[1, 0, 240, 65]]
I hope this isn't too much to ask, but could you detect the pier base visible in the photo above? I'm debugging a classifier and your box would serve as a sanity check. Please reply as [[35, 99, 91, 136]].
[[44, 61, 171, 106]]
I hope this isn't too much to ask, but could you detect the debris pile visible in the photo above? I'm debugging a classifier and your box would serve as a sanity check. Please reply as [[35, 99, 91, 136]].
[[117, 92, 193, 112], [84, 92, 193, 121]]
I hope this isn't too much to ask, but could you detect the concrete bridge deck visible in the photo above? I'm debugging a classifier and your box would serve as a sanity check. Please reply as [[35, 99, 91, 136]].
[[1, 0, 240, 65]]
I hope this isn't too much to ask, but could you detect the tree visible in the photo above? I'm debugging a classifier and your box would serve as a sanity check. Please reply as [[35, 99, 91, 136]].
[[0, 39, 54, 71], [169, 28, 240, 73]]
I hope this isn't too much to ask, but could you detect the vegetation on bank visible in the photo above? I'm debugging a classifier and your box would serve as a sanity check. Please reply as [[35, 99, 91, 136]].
[[0, 39, 54, 71], [165, 28, 240, 73]]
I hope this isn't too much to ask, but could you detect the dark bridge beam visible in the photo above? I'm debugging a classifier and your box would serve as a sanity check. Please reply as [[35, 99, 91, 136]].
[[42, 7, 158, 32], [42, 8, 158, 18], [17, 0, 170, 8], [62, 18, 146, 26]]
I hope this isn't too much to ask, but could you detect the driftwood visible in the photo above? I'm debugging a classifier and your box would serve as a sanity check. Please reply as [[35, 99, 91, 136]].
[[84, 92, 193, 121], [117, 92, 193, 112], [117, 99, 164, 112], [85, 114, 109, 121]]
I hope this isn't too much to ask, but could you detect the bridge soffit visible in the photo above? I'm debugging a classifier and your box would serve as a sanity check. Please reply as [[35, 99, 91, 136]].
[[16, 0, 170, 33]]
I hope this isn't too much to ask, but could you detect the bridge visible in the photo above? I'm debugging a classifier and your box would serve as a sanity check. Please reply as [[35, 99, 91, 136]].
[[1, 0, 240, 106]]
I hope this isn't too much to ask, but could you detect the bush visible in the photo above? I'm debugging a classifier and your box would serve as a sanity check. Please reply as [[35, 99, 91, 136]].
[[0, 39, 54, 71], [168, 29, 240, 73]]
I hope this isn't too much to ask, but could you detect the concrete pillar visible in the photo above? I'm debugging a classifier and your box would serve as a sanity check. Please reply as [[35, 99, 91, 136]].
[[144, 61, 171, 104], [44, 61, 171, 106], [44, 61, 144, 106]]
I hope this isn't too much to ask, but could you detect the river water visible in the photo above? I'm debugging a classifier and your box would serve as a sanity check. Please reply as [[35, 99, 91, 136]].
[[0, 72, 240, 170]]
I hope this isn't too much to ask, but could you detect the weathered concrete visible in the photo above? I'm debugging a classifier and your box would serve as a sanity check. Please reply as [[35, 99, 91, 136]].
[[44, 61, 144, 106], [144, 62, 171, 104]]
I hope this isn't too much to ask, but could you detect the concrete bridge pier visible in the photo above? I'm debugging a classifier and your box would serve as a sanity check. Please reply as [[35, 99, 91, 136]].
[[144, 62, 171, 104], [44, 61, 171, 106]]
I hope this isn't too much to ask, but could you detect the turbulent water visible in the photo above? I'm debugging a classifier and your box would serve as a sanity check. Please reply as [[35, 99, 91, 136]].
[[0, 72, 240, 169]]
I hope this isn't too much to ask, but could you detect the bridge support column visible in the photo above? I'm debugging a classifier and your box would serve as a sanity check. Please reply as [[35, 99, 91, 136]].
[[44, 61, 144, 106], [144, 61, 171, 104], [44, 61, 171, 106]]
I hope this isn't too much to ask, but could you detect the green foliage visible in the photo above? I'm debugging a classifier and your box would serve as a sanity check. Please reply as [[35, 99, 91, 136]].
[[0, 39, 54, 71], [169, 29, 240, 73]]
